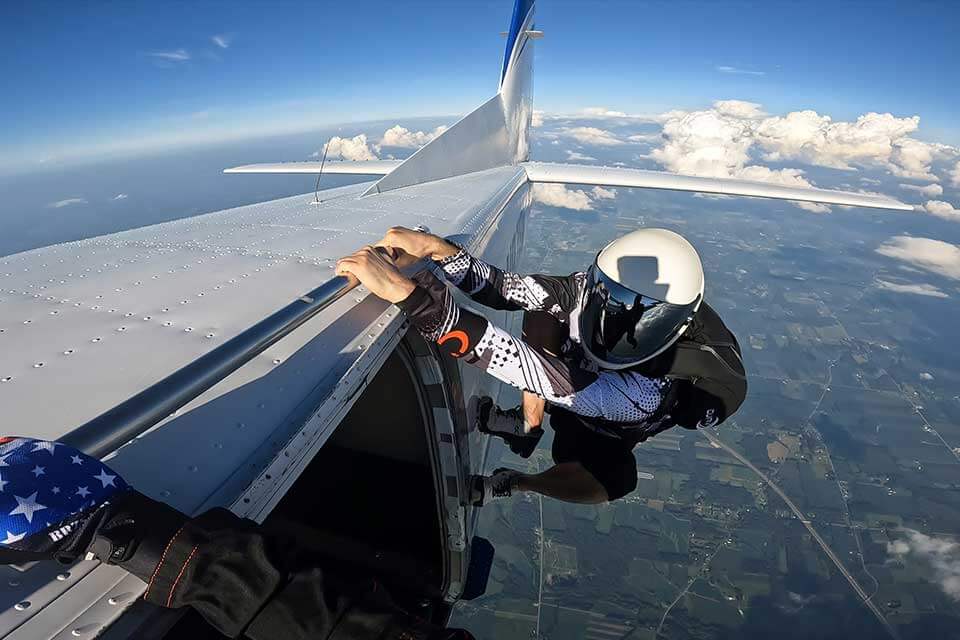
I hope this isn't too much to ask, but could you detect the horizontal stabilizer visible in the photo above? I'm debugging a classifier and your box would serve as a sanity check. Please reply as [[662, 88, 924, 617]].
[[224, 160, 402, 175], [522, 162, 913, 211]]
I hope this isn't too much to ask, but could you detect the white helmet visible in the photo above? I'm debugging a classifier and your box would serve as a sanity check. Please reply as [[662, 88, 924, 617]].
[[579, 228, 705, 369]]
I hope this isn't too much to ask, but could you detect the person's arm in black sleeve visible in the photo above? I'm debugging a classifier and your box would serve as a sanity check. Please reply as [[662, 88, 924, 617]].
[[0, 437, 469, 640], [108, 502, 456, 640]]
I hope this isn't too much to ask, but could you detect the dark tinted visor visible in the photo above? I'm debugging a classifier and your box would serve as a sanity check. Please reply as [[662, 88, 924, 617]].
[[580, 264, 700, 366]]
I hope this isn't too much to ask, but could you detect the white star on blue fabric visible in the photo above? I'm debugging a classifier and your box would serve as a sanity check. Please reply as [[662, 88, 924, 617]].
[[51, 486, 60, 494], [0, 454, 12, 468], [9, 492, 47, 524], [31, 441, 59, 455], [1, 531, 25, 545], [70, 455, 83, 465], [31, 465, 45, 478], [76, 486, 90, 499], [93, 469, 117, 488], [0, 474, 7, 493]]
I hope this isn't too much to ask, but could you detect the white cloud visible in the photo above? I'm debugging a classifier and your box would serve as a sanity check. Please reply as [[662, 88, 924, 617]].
[[112, 193, 128, 200], [901, 183, 943, 197], [565, 150, 596, 162], [860, 177, 883, 185], [317, 134, 379, 161], [591, 186, 616, 200], [950, 161, 960, 187], [651, 108, 822, 200], [875, 279, 948, 298], [889, 137, 939, 181], [923, 200, 960, 221], [531, 110, 544, 128], [888, 530, 960, 601], [532, 183, 594, 211], [643, 99, 958, 211], [755, 111, 924, 171], [581, 107, 628, 118], [559, 126, 623, 146], [714, 100, 766, 119], [794, 201, 832, 214], [715, 65, 766, 76], [876, 236, 960, 280], [380, 125, 447, 148], [147, 49, 190, 62], [211, 35, 231, 49], [48, 198, 87, 208], [627, 133, 661, 143]]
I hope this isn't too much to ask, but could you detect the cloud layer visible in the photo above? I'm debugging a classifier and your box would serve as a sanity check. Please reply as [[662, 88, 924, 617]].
[[48, 198, 87, 208], [875, 279, 948, 298], [530, 183, 617, 211], [888, 529, 960, 601], [532, 184, 594, 211], [317, 134, 379, 161], [901, 183, 943, 197], [316, 124, 451, 161], [560, 126, 623, 146], [715, 65, 766, 76], [147, 49, 190, 62], [541, 100, 959, 214], [380, 125, 447, 148], [923, 200, 960, 221], [876, 236, 960, 280]]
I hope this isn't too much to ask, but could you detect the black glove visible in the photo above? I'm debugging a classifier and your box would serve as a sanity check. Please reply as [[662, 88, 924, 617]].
[[0, 437, 182, 567]]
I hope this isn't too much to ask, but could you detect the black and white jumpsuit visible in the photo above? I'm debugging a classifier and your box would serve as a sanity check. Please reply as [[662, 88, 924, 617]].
[[396, 247, 673, 499]]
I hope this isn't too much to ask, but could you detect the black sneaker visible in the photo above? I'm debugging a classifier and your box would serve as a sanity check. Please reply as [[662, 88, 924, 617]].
[[470, 396, 543, 459], [469, 468, 521, 506]]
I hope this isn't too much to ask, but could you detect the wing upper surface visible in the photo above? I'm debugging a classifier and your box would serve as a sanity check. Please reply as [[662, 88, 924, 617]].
[[0, 167, 524, 508], [522, 161, 913, 211]]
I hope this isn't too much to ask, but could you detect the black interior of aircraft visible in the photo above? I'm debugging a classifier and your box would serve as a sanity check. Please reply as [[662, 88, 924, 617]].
[[156, 345, 450, 638]]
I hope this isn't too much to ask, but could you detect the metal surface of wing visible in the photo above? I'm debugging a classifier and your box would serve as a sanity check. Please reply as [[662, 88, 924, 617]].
[[223, 160, 402, 175], [522, 161, 914, 211]]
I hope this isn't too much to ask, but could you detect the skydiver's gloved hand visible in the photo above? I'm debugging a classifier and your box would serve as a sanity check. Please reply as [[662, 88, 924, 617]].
[[0, 437, 475, 640], [0, 437, 183, 569]]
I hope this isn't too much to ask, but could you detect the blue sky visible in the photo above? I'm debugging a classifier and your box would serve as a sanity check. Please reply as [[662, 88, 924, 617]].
[[2, 0, 958, 173]]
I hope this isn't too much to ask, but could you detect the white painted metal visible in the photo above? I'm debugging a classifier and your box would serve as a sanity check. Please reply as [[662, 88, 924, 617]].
[[363, 96, 513, 196], [222, 160, 401, 175], [522, 161, 914, 211], [0, 166, 527, 637]]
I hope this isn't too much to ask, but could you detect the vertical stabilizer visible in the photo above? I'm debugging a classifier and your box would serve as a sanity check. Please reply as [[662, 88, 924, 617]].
[[499, 0, 535, 162], [364, 0, 536, 195]]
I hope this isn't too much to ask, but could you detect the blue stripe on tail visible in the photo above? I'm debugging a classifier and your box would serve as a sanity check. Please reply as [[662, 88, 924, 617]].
[[501, 0, 535, 85]]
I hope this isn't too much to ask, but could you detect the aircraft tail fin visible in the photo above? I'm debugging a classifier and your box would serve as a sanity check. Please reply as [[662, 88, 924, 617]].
[[499, 0, 536, 164], [363, 0, 536, 195]]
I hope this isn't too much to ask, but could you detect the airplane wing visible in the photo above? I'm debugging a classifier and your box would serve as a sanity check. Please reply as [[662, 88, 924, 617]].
[[522, 161, 914, 211], [223, 160, 402, 175]]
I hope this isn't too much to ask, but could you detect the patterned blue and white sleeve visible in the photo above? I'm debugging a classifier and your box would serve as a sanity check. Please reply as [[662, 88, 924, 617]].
[[398, 271, 669, 424]]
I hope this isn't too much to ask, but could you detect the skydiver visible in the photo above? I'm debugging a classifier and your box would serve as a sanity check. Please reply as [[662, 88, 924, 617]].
[[336, 226, 746, 506], [0, 437, 473, 640]]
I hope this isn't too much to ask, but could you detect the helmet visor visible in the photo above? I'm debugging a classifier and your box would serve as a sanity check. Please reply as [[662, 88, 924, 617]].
[[580, 264, 700, 366]]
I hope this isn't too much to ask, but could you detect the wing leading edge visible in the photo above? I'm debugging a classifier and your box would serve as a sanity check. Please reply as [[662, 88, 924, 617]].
[[223, 160, 402, 175], [522, 161, 913, 211]]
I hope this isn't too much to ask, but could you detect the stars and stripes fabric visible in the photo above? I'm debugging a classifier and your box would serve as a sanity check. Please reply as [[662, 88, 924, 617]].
[[0, 437, 128, 552]]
